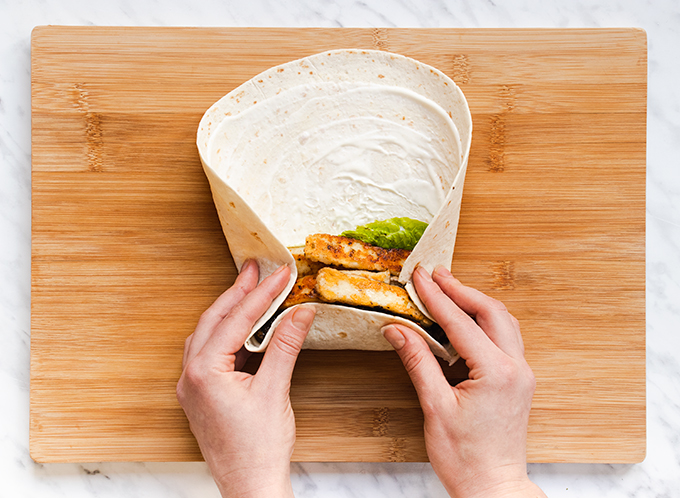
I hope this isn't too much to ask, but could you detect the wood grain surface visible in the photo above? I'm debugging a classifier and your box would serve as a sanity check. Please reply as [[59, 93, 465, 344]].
[[30, 26, 647, 463]]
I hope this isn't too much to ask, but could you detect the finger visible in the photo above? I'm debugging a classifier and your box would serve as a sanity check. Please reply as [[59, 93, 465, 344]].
[[256, 305, 316, 392], [412, 266, 498, 365], [184, 259, 260, 364], [382, 324, 452, 416], [204, 260, 260, 327], [182, 334, 193, 369], [432, 266, 525, 358], [197, 264, 292, 367]]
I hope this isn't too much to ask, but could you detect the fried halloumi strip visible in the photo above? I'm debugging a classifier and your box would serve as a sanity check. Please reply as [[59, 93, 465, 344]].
[[289, 246, 324, 277], [282, 275, 321, 308], [315, 267, 432, 326], [304, 234, 410, 275], [339, 269, 391, 284]]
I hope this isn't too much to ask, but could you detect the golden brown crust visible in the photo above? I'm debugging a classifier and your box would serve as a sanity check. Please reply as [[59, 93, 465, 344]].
[[304, 234, 410, 276], [289, 246, 325, 277], [281, 275, 321, 308], [281, 235, 430, 328], [337, 269, 391, 284], [315, 267, 432, 326]]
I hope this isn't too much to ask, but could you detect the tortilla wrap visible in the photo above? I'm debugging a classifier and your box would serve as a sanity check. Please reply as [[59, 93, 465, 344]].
[[197, 49, 472, 365]]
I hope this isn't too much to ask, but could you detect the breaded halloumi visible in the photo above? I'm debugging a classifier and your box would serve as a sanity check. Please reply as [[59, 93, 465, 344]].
[[289, 246, 324, 277], [282, 275, 321, 308], [304, 234, 410, 275], [338, 269, 391, 284], [315, 267, 432, 326]]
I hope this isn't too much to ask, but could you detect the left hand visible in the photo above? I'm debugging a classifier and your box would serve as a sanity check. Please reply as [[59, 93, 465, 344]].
[[176, 260, 315, 498]]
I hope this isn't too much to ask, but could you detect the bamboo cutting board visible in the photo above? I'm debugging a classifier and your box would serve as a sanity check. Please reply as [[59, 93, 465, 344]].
[[30, 27, 646, 463]]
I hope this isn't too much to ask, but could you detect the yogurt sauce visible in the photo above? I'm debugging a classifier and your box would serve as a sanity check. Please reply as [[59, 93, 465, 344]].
[[209, 82, 461, 248]]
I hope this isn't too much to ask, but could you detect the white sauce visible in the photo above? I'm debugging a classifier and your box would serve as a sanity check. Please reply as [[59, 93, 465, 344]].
[[209, 82, 461, 247]]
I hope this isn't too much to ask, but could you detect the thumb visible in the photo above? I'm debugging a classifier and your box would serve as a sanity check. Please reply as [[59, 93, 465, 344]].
[[382, 324, 451, 412], [256, 306, 315, 392]]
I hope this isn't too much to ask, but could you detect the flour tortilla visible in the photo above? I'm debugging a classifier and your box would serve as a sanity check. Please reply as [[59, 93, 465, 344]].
[[197, 49, 472, 365]]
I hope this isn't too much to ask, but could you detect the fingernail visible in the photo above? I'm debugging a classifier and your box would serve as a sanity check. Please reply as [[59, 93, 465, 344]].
[[291, 306, 316, 330], [381, 325, 406, 350], [241, 259, 255, 272], [273, 264, 288, 275], [415, 266, 432, 280], [433, 265, 452, 278], [434, 265, 462, 283]]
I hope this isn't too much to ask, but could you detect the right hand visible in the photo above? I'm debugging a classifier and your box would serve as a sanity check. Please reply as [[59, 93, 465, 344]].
[[382, 266, 546, 498]]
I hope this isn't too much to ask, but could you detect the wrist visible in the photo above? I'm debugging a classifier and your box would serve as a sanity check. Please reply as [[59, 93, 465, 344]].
[[218, 482, 294, 498], [474, 479, 546, 498], [214, 465, 294, 498], [438, 462, 545, 498], [217, 479, 294, 498], [448, 473, 546, 498]]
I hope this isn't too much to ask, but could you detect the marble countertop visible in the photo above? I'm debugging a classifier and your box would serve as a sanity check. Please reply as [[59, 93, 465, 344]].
[[2, 0, 679, 496]]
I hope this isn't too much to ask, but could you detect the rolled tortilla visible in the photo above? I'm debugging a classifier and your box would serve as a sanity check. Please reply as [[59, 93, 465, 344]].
[[197, 49, 472, 365]]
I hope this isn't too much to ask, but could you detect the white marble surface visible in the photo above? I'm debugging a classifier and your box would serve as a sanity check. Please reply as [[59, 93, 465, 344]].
[[2, 0, 679, 496]]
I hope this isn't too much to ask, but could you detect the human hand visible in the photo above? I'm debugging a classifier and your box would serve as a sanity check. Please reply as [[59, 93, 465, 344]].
[[176, 260, 315, 498], [382, 266, 545, 498]]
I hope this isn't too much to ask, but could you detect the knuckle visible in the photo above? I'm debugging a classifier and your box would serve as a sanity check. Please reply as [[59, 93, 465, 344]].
[[199, 284, 251, 324], [225, 301, 244, 320], [493, 357, 522, 387], [182, 360, 209, 390], [401, 347, 428, 377], [435, 312, 469, 339], [226, 301, 255, 324], [227, 278, 250, 299], [523, 363, 537, 393], [198, 308, 216, 325], [271, 327, 304, 358], [493, 359, 516, 385], [486, 296, 508, 313], [493, 357, 537, 395], [175, 378, 187, 405]]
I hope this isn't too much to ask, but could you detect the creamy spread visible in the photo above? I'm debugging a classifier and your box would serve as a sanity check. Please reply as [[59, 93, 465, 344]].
[[208, 82, 462, 247], [197, 49, 471, 363]]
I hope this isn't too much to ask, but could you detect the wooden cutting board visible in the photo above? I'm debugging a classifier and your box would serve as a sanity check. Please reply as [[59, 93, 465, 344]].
[[30, 26, 646, 463]]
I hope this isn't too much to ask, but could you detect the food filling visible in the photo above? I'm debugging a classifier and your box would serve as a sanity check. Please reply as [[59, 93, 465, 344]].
[[283, 217, 436, 324], [251, 217, 451, 348]]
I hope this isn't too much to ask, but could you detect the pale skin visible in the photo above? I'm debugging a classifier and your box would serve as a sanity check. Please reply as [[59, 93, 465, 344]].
[[176, 260, 312, 498], [177, 261, 546, 498], [382, 266, 546, 498]]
